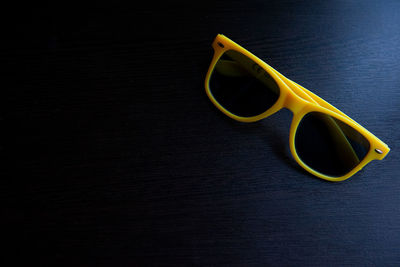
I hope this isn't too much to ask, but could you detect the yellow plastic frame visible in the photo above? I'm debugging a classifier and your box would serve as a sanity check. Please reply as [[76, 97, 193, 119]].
[[205, 34, 390, 182]]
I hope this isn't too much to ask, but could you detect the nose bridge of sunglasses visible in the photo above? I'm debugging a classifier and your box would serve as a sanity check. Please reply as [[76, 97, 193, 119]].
[[257, 69, 319, 114], [282, 89, 310, 114]]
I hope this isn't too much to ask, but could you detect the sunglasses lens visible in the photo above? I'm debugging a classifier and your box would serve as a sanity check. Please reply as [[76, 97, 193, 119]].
[[295, 112, 370, 177], [209, 50, 280, 117]]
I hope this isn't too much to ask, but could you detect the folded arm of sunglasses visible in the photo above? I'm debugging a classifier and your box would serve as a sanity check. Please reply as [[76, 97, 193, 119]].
[[281, 75, 360, 128]]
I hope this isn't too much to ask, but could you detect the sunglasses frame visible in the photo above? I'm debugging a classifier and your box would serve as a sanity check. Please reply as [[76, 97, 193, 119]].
[[205, 34, 390, 182]]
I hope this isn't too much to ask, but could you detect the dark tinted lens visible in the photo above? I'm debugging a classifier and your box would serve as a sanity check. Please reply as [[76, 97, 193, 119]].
[[295, 112, 370, 177], [209, 50, 280, 117]]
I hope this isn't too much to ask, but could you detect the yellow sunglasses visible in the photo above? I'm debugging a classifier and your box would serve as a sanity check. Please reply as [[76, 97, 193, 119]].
[[205, 34, 390, 182]]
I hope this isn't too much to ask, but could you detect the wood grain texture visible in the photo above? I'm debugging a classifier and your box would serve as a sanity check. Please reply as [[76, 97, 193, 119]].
[[6, 0, 400, 266]]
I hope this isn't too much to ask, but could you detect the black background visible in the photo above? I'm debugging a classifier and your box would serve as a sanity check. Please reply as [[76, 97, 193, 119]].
[[6, 0, 400, 266]]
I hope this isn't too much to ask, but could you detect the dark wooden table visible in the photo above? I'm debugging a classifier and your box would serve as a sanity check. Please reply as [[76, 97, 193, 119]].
[[7, 1, 400, 266]]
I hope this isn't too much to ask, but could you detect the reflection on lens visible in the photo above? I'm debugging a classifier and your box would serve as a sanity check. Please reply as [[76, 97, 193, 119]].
[[209, 50, 280, 117], [295, 112, 370, 177]]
